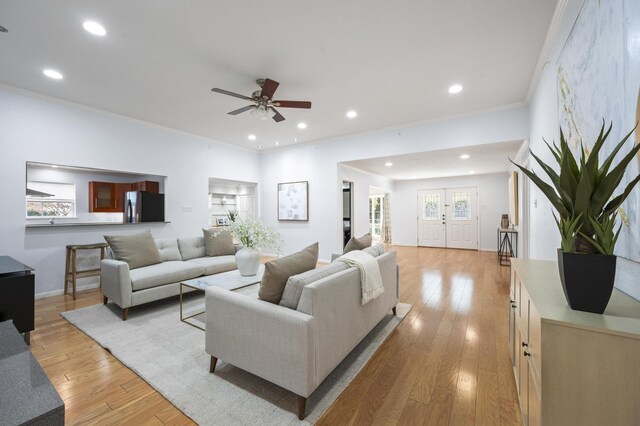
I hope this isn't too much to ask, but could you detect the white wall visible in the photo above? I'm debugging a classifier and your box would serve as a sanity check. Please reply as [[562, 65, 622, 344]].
[[0, 88, 259, 296], [392, 173, 509, 250], [527, 0, 585, 260], [259, 105, 529, 261]]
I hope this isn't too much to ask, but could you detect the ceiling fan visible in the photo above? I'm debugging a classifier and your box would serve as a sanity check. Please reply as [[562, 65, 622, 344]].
[[211, 78, 311, 123]]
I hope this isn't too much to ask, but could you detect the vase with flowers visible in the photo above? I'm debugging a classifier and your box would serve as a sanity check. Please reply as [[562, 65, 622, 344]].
[[227, 216, 281, 276]]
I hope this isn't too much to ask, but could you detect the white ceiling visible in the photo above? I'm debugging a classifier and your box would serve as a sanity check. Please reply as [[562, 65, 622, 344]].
[[0, 1, 557, 150], [342, 140, 524, 181]]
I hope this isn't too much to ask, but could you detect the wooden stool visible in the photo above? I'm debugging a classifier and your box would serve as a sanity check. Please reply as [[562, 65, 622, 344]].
[[64, 243, 108, 300]]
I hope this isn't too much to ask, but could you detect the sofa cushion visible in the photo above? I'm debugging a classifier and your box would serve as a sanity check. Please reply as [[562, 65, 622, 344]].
[[186, 255, 237, 275], [155, 238, 182, 262], [258, 242, 319, 304], [130, 261, 204, 291], [343, 233, 372, 254], [363, 243, 385, 257], [104, 230, 161, 270], [280, 261, 350, 309], [178, 237, 206, 260], [203, 228, 235, 256]]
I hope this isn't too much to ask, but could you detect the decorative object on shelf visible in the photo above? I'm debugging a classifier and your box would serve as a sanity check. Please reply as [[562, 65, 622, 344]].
[[221, 216, 281, 276], [500, 214, 510, 229], [226, 209, 239, 223], [511, 121, 640, 313], [278, 181, 309, 221], [216, 217, 229, 226]]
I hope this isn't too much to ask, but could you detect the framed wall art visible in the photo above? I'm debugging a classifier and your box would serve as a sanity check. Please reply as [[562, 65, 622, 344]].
[[278, 181, 308, 221]]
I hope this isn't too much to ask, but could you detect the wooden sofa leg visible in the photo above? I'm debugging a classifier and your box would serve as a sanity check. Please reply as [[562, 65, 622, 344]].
[[392, 306, 397, 316], [122, 308, 129, 321], [209, 356, 218, 374], [297, 395, 307, 420], [103, 296, 108, 305]]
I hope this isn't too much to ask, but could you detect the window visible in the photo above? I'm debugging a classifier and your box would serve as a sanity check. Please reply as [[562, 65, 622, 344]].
[[452, 192, 471, 220], [26, 182, 76, 218], [422, 194, 440, 220], [369, 195, 383, 240]]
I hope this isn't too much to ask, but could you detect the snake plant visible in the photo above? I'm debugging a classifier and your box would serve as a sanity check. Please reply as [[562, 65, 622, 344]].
[[512, 121, 640, 255]]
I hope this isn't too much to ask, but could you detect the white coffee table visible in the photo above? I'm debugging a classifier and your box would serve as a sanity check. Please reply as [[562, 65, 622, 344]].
[[180, 265, 265, 330]]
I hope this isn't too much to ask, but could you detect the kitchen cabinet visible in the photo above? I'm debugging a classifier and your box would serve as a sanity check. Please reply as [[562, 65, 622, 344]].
[[89, 181, 159, 212], [509, 259, 640, 425]]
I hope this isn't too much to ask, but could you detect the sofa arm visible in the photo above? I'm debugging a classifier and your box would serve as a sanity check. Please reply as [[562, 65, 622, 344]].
[[205, 287, 316, 397], [101, 259, 132, 309]]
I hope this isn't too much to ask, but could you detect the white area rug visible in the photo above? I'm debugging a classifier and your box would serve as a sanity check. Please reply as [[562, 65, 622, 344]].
[[61, 295, 411, 425]]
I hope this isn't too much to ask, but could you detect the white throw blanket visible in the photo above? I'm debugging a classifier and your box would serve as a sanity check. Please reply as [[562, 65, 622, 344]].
[[336, 250, 384, 305]]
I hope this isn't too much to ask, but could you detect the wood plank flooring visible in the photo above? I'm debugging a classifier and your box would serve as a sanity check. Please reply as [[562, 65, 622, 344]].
[[30, 246, 520, 425]]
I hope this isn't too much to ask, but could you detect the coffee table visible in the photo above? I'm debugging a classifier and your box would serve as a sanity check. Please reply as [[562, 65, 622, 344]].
[[180, 265, 265, 330]]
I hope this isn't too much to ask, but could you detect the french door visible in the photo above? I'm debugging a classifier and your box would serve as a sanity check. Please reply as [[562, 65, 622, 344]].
[[417, 188, 478, 250]]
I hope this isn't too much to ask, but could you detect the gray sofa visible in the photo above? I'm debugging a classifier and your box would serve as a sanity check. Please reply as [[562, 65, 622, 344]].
[[102, 236, 237, 320], [205, 245, 398, 419]]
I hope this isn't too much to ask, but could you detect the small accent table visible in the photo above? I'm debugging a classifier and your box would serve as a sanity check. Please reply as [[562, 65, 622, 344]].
[[180, 265, 265, 330], [0, 256, 35, 344], [497, 228, 518, 266]]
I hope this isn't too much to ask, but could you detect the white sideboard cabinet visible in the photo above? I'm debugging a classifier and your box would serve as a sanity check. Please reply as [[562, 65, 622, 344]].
[[509, 259, 640, 426]]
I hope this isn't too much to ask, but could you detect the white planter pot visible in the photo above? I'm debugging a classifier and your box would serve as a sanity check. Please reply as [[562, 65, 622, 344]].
[[235, 247, 261, 276]]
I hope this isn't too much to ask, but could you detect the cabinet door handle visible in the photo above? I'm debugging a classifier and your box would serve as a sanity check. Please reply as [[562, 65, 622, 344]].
[[522, 342, 528, 347], [523, 351, 531, 357]]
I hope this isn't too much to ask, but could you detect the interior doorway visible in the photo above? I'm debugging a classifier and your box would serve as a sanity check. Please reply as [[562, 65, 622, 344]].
[[369, 194, 384, 243], [342, 181, 353, 248], [417, 187, 478, 250]]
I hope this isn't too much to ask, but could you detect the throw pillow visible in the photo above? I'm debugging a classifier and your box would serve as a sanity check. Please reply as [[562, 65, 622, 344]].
[[343, 233, 373, 254], [104, 230, 161, 270], [203, 228, 235, 256], [258, 242, 319, 304]]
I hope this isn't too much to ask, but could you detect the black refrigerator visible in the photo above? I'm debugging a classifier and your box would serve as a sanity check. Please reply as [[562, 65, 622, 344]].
[[124, 191, 165, 223]]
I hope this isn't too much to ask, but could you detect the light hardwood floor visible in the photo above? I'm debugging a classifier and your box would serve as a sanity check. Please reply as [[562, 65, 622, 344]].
[[30, 246, 520, 425]]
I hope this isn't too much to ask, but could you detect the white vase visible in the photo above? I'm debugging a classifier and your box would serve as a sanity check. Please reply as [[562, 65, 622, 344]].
[[235, 247, 261, 276]]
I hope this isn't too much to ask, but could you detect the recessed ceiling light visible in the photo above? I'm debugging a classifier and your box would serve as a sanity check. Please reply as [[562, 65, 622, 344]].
[[294, 138, 298, 142], [275, 141, 279, 146], [460, 154, 470, 159], [385, 162, 393, 167], [247, 134, 256, 141], [258, 145, 262, 149], [346, 110, 358, 119], [448, 84, 463, 94], [469, 170, 475, 174], [43, 69, 63, 80], [83, 21, 106, 36], [297, 122, 307, 129], [51, 165, 58, 168]]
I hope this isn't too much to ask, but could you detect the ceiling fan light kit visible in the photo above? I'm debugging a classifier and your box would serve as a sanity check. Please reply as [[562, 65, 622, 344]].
[[211, 78, 311, 123]]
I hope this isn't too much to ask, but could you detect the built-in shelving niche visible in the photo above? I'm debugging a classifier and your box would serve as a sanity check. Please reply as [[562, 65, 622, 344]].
[[208, 177, 257, 227]]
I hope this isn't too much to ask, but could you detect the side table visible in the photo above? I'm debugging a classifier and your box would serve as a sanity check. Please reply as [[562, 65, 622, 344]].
[[497, 228, 518, 266], [0, 256, 35, 344]]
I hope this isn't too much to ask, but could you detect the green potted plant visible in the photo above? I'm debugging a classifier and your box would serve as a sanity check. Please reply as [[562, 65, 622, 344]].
[[512, 122, 640, 313]]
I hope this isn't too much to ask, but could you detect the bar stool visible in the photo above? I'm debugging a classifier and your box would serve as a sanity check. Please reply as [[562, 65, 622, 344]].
[[64, 243, 109, 300]]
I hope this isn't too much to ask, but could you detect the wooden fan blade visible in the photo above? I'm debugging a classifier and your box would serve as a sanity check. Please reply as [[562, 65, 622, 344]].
[[273, 100, 312, 109], [228, 105, 254, 115], [271, 107, 285, 123], [260, 78, 280, 99], [212, 88, 254, 101]]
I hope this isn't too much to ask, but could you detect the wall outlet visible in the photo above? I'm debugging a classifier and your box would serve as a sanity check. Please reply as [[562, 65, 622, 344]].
[[182, 206, 192, 213]]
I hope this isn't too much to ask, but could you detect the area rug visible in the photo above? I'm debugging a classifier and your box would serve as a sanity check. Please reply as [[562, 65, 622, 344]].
[[61, 295, 411, 425]]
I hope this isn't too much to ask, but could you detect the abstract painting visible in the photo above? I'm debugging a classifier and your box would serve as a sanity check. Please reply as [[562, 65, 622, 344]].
[[557, 0, 640, 261], [278, 181, 308, 221]]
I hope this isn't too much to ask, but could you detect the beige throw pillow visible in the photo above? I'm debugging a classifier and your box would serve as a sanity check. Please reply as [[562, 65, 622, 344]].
[[258, 242, 319, 304], [343, 233, 373, 254], [104, 230, 161, 270], [203, 228, 235, 257]]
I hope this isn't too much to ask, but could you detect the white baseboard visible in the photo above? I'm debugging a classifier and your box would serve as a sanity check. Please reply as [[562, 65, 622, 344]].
[[480, 248, 498, 252], [35, 282, 101, 299]]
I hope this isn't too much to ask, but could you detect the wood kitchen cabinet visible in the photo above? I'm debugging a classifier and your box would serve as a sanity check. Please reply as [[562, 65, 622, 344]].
[[89, 180, 159, 212], [509, 259, 640, 425]]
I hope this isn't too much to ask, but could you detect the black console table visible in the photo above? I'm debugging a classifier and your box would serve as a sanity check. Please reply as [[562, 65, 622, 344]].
[[0, 320, 65, 425], [497, 228, 518, 266], [0, 256, 35, 344]]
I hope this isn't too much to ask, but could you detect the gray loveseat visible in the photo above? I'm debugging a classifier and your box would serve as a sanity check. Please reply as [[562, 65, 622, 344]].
[[102, 236, 237, 320], [205, 244, 398, 419]]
